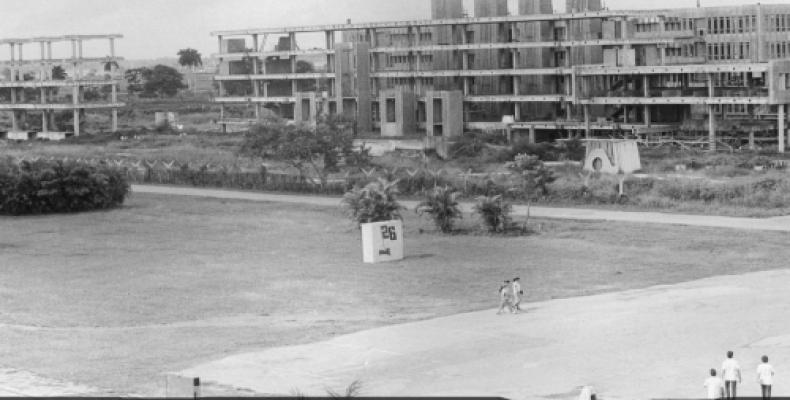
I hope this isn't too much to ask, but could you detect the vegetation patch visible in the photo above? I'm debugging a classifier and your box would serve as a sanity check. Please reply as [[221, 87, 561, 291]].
[[0, 159, 129, 215]]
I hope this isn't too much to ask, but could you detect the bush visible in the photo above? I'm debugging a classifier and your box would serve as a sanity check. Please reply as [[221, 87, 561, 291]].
[[342, 178, 404, 225], [416, 186, 463, 233], [473, 195, 512, 233], [0, 160, 129, 215]]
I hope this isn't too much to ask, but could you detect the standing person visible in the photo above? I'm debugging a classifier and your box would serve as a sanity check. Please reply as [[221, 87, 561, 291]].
[[512, 277, 523, 313], [757, 355, 775, 400], [721, 351, 742, 399], [497, 280, 512, 315], [704, 369, 725, 400]]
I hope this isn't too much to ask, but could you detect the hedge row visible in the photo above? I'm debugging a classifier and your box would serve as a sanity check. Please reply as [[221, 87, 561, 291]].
[[0, 160, 130, 215]]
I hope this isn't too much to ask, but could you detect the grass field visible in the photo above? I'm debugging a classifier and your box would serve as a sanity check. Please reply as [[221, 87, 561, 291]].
[[1, 192, 790, 395]]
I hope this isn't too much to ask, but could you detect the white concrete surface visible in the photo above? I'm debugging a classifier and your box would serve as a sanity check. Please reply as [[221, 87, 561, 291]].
[[177, 269, 790, 400]]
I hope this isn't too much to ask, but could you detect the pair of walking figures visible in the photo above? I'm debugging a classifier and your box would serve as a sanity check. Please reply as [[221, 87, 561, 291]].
[[497, 277, 522, 315]]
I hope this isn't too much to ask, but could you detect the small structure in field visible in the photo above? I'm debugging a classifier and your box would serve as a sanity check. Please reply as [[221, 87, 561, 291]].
[[583, 139, 641, 174]]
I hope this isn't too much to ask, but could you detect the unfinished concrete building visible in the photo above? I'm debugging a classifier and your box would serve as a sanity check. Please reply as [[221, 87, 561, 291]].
[[212, 1, 790, 152], [0, 35, 123, 140]]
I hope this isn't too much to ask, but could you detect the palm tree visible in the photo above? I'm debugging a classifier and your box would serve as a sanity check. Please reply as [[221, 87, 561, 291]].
[[177, 48, 203, 90]]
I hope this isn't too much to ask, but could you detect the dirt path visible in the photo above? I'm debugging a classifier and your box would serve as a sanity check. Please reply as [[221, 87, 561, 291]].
[[132, 184, 790, 232], [177, 269, 790, 400]]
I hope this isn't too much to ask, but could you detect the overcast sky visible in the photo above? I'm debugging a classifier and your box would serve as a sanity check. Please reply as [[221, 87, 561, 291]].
[[0, 0, 784, 60]]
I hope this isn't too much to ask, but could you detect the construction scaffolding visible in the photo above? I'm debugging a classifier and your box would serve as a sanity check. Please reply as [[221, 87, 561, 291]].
[[212, 1, 790, 152], [0, 34, 124, 140]]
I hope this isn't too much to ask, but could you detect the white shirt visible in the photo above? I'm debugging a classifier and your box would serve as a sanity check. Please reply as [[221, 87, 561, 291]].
[[704, 376, 724, 399], [512, 281, 521, 298], [722, 358, 741, 381], [757, 363, 775, 385]]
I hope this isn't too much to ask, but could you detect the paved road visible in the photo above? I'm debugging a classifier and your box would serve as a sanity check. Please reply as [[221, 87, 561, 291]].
[[177, 269, 790, 400], [133, 184, 790, 232]]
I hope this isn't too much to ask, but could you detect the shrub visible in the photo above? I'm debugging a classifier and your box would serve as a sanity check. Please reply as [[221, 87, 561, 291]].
[[416, 186, 463, 233], [0, 160, 129, 215], [342, 178, 404, 225], [474, 195, 512, 233], [507, 154, 556, 198]]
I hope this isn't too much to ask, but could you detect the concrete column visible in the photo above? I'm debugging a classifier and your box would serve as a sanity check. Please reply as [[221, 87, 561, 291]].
[[42, 111, 48, 133], [73, 108, 80, 136], [9, 43, 15, 82], [779, 104, 786, 153], [252, 35, 260, 100], [11, 112, 18, 131], [708, 105, 716, 152], [110, 38, 115, 57], [584, 104, 591, 138], [749, 130, 756, 150], [514, 103, 521, 121], [757, 4, 764, 62], [528, 126, 536, 144], [40, 42, 46, 80], [644, 75, 652, 126]]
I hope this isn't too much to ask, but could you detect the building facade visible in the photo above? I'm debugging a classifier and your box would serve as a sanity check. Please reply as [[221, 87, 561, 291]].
[[0, 35, 123, 139], [212, 1, 790, 152]]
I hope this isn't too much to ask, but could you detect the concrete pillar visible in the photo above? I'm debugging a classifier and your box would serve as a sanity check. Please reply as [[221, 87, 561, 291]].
[[9, 43, 15, 82], [110, 38, 115, 57], [11, 112, 18, 131], [779, 104, 786, 153], [644, 74, 652, 127], [708, 105, 716, 152], [73, 108, 80, 136], [528, 126, 536, 144], [584, 104, 591, 138], [42, 111, 48, 133], [39, 42, 46, 80], [112, 109, 118, 132], [757, 4, 764, 62], [749, 130, 756, 150]]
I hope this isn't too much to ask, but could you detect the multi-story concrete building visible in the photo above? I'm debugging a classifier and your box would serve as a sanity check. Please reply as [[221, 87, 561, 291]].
[[0, 35, 123, 140], [212, 1, 790, 152]]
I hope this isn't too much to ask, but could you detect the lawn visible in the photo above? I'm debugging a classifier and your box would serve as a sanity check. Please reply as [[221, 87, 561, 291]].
[[1, 193, 790, 395]]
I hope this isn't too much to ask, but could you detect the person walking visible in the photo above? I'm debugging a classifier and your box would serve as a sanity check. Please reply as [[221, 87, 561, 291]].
[[512, 277, 523, 313], [721, 351, 741, 399], [704, 368, 725, 400], [757, 355, 775, 400], [497, 280, 513, 315]]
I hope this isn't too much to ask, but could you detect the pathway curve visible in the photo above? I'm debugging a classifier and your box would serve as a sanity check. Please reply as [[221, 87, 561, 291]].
[[132, 184, 790, 232], [176, 269, 790, 400]]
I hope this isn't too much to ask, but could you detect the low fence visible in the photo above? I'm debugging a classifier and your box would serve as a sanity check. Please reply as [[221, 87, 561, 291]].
[[4, 156, 532, 198]]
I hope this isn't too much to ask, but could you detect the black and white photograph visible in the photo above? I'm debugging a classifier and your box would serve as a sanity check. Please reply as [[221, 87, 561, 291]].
[[2, 0, 790, 399]]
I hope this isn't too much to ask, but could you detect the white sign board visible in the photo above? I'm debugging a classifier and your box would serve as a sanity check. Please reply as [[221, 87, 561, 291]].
[[361, 220, 404, 263]]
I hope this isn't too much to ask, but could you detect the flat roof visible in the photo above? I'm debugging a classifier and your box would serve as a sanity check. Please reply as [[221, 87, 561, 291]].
[[0, 35, 123, 45]]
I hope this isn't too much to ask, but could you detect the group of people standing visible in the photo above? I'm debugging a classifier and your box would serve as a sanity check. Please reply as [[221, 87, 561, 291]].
[[704, 351, 775, 399], [497, 277, 522, 315]]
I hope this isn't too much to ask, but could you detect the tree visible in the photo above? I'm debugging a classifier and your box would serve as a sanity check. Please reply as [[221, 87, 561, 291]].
[[177, 48, 203, 69], [144, 65, 186, 97], [416, 186, 462, 233], [124, 65, 186, 98], [507, 153, 556, 198], [51, 66, 67, 80], [474, 195, 512, 233], [103, 60, 119, 72], [124, 68, 147, 95], [240, 116, 357, 187], [342, 178, 404, 225]]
